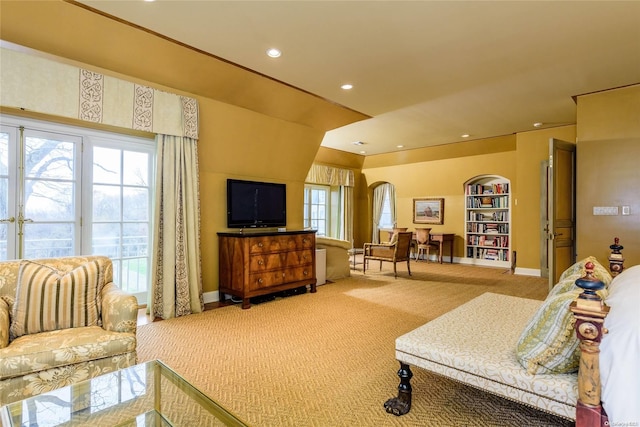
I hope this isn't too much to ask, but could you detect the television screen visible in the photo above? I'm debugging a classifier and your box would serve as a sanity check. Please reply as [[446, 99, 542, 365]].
[[227, 179, 286, 228]]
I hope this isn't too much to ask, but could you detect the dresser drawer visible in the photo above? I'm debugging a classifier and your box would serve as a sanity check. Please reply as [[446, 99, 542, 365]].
[[249, 234, 314, 254], [248, 271, 285, 290], [250, 249, 314, 272]]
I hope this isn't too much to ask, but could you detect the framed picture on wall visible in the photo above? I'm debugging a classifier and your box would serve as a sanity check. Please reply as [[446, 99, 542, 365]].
[[413, 198, 444, 225]]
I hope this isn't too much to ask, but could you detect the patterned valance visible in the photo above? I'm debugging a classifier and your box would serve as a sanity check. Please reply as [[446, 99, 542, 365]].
[[306, 163, 355, 187], [0, 46, 198, 139]]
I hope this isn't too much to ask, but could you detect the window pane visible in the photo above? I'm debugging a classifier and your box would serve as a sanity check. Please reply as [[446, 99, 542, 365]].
[[25, 138, 74, 180], [123, 223, 148, 257], [23, 223, 74, 258], [93, 147, 121, 184], [121, 257, 148, 294], [123, 151, 148, 186], [25, 180, 74, 221], [123, 187, 148, 221], [93, 185, 122, 221], [92, 223, 121, 258]]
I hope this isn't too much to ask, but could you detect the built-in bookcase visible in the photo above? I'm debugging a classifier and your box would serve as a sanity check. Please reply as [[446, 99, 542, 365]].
[[464, 175, 511, 268]]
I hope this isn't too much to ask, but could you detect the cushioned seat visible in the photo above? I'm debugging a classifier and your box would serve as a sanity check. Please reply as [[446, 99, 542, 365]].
[[316, 236, 351, 281], [0, 255, 138, 405]]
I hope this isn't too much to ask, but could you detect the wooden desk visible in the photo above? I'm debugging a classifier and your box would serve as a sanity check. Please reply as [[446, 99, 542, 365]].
[[429, 232, 454, 264]]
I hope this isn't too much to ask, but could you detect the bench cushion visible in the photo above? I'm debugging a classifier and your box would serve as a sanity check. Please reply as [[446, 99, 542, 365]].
[[395, 293, 577, 420]]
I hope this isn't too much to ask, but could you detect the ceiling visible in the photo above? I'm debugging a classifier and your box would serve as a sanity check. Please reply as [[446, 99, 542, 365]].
[[77, 1, 640, 156]]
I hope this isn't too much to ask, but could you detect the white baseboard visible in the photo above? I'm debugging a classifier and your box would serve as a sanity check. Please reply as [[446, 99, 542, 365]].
[[457, 257, 511, 269], [513, 267, 542, 277]]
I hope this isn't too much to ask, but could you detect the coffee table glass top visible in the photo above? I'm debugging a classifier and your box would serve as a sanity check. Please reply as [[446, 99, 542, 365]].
[[0, 360, 249, 427]]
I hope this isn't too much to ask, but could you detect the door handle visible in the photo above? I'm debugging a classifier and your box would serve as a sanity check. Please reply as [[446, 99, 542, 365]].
[[0, 217, 15, 223]]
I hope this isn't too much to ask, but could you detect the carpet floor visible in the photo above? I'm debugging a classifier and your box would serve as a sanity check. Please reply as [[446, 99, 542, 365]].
[[137, 261, 572, 426]]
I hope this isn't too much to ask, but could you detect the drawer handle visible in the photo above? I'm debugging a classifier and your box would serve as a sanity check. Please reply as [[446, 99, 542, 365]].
[[303, 238, 309, 244], [258, 243, 263, 248], [303, 255, 308, 260], [258, 278, 263, 284], [303, 270, 308, 276], [258, 260, 264, 265]]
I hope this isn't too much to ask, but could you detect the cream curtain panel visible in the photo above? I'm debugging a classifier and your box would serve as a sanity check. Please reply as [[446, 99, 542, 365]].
[[306, 163, 355, 243], [151, 134, 204, 319], [340, 186, 354, 245], [371, 185, 386, 244]]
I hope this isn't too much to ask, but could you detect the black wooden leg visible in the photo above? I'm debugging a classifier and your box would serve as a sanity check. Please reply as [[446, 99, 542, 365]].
[[384, 362, 413, 416]]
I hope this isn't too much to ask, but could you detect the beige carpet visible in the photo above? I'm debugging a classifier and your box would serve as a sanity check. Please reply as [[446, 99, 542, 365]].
[[137, 262, 571, 426]]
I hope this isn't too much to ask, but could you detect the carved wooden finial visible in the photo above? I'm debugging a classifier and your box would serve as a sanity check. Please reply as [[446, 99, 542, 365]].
[[608, 237, 624, 276]]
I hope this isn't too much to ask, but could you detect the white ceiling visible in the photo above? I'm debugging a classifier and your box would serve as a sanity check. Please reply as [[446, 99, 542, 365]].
[[77, 0, 640, 156]]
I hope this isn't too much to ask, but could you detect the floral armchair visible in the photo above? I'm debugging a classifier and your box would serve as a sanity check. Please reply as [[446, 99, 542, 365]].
[[0, 255, 138, 405]]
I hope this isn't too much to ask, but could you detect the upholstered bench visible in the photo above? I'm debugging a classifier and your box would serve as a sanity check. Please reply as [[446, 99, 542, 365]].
[[387, 293, 578, 419]]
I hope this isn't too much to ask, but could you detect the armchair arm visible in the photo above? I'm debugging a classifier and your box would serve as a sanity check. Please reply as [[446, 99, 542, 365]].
[[101, 282, 139, 334], [0, 298, 9, 348]]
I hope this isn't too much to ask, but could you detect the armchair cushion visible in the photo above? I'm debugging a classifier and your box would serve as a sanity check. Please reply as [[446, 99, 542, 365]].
[[0, 326, 136, 380], [10, 260, 102, 340]]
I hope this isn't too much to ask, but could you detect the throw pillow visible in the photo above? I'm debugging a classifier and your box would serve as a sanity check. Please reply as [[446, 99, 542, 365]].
[[515, 289, 582, 375], [549, 256, 613, 298], [10, 260, 101, 340]]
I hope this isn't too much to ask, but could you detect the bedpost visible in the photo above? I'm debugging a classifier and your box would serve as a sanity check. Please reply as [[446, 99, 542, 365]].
[[608, 237, 624, 277], [570, 262, 609, 427]]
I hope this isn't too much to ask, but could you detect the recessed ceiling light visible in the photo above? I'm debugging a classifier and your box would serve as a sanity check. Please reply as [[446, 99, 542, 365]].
[[461, 134, 470, 138], [352, 141, 365, 146], [533, 122, 543, 128], [397, 145, 404, 148], [341, 84, 353, 90], [359, 150, 366, 154], [266, 48, 281, 58]]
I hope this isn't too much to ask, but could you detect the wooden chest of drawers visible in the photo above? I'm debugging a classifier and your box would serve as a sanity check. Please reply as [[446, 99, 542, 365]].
[[218, 230, 317, 309]]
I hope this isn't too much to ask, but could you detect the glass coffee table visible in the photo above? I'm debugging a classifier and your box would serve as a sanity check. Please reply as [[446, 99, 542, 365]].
[[0, 360, 248, 426]]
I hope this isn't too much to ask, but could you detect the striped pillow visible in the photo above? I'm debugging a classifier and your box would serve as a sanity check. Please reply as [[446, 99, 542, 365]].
[[515, 289, 581, 375], [9, 260, 101, 340]]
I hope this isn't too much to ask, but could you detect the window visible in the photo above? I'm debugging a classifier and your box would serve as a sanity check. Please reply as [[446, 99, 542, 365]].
[[0, 115, 154, 304], [303, 185, 330, 236]]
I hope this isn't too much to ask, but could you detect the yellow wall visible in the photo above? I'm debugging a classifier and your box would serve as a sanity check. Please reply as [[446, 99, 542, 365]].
[[576, 85, 640, 266], [0, 1, 366, 295], [2, 1, 638, 292], [361, 135, 517, 260], [514, 126, 576, 271]]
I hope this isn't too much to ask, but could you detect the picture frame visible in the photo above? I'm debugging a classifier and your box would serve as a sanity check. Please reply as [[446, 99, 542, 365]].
[[413, 198, 444, 225]]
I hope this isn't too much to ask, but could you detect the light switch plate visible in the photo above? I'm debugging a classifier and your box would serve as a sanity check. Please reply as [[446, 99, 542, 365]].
[[593, 206, 619, 216], [622, 206, 630, 215]]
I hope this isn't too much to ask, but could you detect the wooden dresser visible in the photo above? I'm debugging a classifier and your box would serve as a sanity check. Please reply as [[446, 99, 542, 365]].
[[218, 229, 317, 309]]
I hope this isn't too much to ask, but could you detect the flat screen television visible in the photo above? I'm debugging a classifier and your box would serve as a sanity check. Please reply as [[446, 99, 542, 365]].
[[226, 179, 287, 228]]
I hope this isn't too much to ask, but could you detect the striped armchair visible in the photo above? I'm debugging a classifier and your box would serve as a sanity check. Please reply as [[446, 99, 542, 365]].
[[0, 255, 138, 405]]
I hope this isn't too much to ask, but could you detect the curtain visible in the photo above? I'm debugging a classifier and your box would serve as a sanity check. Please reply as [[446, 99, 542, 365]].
[[150, 134, 203, 319], [340, 186, 354, 245], [371, 184, 386, 243], [388, 184, 397, 227]]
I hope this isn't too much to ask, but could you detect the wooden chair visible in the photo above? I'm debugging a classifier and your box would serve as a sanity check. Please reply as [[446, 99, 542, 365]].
[[363, 231, 413, 278], [414, 228, 439, 262]]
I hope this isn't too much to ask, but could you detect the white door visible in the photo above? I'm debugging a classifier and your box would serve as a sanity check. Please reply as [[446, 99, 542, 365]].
[[0, 124, 81, 260]]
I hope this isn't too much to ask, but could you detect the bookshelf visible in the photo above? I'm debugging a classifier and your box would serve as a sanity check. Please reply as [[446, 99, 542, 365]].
[[464, 175, 511, 268]]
